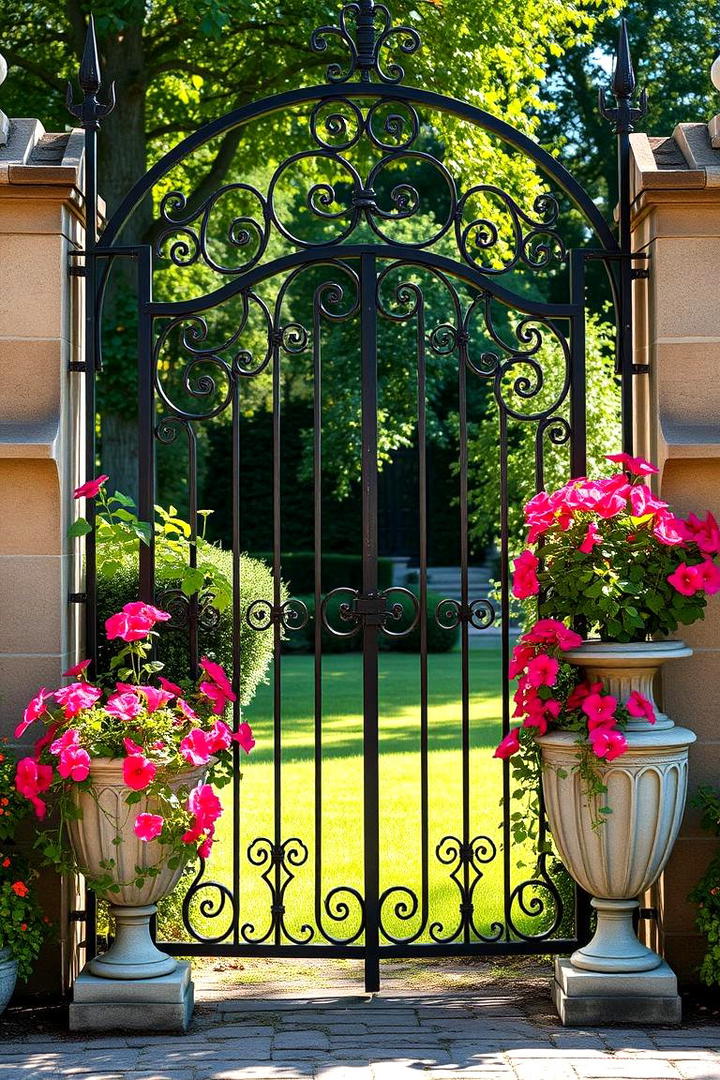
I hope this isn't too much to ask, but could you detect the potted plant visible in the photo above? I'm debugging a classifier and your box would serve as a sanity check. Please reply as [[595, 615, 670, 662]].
[[0, 741, 48, 1013], [13, 582, 254, 980], [495, 452, 720, 973]]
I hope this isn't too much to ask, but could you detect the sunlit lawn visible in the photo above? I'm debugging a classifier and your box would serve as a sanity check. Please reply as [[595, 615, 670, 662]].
[[175, 645, 562, 945]]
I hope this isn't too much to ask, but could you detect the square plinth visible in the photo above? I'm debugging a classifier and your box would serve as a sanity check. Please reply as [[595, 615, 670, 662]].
[[553, 957, 682, 1027], [69, 960, 193, 1032]]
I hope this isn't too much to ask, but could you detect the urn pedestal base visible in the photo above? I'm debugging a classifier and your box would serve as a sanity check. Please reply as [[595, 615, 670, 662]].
[[552, 957, 681, 1027], [69, 959, 194, 1032]]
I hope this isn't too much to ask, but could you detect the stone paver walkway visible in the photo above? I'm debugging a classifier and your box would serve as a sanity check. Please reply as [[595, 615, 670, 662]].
[[2, 981, 720, 1080]]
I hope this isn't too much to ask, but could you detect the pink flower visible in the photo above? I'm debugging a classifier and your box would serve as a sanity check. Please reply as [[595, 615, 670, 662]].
[[681, 512, 720, 555], [179, 728, 213, 766], [123, 753, 157, 791], [589, 727, 627, 761], [62, 660, 91, 679], [33, 721, 59, 761], [629, 484, 667, 519], [199, 657, 235, 700], [106, 691, 143, 722], [123, 737, 144, 755], [122, 601, 172, 624], [578, 522, 601, 554], [523, 713, 549, 736], [158, 676, 184, 697], [668, 562, 702, 596], [233, 722, 255, 754], [522, 619, 583, 651], [626, 690, 655, 724], [188, 783, 223, 828], [697, 559, 720, 595], [15, 687, 53, 738], [105, 609, 153, 642], [207, 720, 232, 754], [176, 697, 200, 722], [566, 680, 603, 711], [15, 758, 54, 819], [49, 728, 80, 754], [581, 692, 618, 728], [73, 475, 109, 499], [525, 653, 559, 688], [134, 813, 164, 842], [197, 833, 215, 859], [605, 453, 658, 477], [493, 727, 521, 759], [199, 680, 233, 716], [508, 644, 534, 680], [653, 512, 685, 546], [512, 550, 540, 600], [54, 682, 102, 719], [142, 686, 174, 712], [57, 745, 91, 782]]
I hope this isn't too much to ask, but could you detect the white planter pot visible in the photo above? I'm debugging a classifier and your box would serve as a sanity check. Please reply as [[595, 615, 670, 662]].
[[0, 946, 17, 1015], [537, 639, 695, 974], [68, 757, 205, 980]]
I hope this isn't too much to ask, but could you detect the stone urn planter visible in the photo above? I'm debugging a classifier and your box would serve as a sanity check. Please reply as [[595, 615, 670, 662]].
[[537, 639, 695, 973], [0, 947, 17, 1016], [68, 758, 205, 980]]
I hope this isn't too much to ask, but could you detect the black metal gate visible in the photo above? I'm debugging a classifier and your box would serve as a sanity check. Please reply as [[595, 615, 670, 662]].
[[70, 2, 646, 991]]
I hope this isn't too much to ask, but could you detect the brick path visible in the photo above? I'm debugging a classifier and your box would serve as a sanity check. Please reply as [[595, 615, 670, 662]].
[[2, 981, 720, 1080]]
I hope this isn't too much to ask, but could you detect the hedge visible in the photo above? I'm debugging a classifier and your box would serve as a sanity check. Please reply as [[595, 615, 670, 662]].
[[97, 544, 279, 707], [248, 552, 394, 595]]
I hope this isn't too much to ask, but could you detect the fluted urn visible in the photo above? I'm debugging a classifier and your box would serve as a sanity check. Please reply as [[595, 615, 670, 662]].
[[68, 758, 205, 979], [537, 640, 695, 973]]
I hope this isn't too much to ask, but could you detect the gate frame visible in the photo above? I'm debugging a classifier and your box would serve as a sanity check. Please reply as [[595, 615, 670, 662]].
[[67, 2, 649, 991]]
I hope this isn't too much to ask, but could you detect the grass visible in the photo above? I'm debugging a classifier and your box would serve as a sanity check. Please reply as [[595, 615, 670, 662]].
[[169, 645, 567, 946]]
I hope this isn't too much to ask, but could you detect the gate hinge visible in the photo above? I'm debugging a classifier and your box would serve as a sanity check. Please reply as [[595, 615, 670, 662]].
[[353, 592, 388, 626], [68, 264, 86, 278], [632, 364, 650, 375], [69, 592, 87, 604], [631, 267, 650, 280], [69, 361, 86, 372]]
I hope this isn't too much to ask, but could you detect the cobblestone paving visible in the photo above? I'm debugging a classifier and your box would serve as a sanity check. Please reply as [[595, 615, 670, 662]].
[[1, 980, 719, 1080]]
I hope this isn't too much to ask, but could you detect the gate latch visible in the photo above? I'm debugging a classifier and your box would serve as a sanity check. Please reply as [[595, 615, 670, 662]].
[[353, 592, 388, 626]]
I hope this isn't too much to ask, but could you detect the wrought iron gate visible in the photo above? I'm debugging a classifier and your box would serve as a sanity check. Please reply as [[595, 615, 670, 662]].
[[70, 2, 646, 991]]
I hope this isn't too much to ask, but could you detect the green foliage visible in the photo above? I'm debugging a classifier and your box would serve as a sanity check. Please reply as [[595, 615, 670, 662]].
[[689, 786, 720, 987], [0, 848, 47, 982], [250, 552, 394, 595]]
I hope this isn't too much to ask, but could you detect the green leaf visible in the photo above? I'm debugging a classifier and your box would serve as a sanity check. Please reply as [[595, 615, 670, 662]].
[[68, 518, 93, 538]]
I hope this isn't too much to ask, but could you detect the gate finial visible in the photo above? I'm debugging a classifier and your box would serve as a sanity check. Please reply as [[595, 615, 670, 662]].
[[599, 18, 648, 134], [66, 14, 116, 129], [310, 0, 421, 85]]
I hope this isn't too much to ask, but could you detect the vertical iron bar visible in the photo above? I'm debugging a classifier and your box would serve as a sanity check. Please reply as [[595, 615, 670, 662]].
[[570, 251, 587, 478], [618, 125, 634, 456], [137, 246, 155, 604], [231, 369, 241, 946], [417, 297, 429, 936], [83, 120, 98, 671], [187, 424, 199, 677], [360, 252, 380, 993], [313, 292, 324, 936], [499, 405, 512, 940], [458, 336, 471, 944], [272, 335, 283, 945]]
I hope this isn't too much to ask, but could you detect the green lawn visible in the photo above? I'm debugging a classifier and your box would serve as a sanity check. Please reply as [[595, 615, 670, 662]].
[[175, 646, 564, 945]]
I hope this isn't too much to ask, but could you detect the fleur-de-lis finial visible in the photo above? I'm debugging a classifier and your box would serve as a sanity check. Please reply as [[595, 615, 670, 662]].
[[66, 15, 116, 129], [599, 19, 648, 134], [310, 0, 421, 85]]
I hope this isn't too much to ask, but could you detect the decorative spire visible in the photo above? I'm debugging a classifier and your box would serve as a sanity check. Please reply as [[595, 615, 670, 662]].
[[66, 15, 116, 129], [310, 0, 421, 85], [599, 18, 648, 134]]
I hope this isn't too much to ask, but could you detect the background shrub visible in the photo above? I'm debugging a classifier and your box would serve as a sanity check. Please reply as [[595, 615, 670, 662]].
[[381, 588, 460, 653], [250, 552, 394, 595], [97, 543, 280, 706]]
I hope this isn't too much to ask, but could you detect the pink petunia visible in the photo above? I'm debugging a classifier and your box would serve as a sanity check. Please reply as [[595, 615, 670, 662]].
[[629, 484, 668, 519], [525, 653, 559, 688], [123, 753, 157, 791], [33, 721, 59, 761], [73, 475, 109, 499], [158, 676, 184, 697], [512, 550, 540, 600], [233, 722, 255, 754], [605, 453, 658, 477], [15, 758, 54, 819], [681, 512, 720, 555], [493, 727, 521, 760], [653, 512, 685, 546], [199, 657, 235, 700], [123, 737, 144, 755], [521, 619, 583, 651], [176, 697, 200, 722], [179, 728, 213, 767], [199, 680, 233, 716], [695, 559, 720, 596], [207, 720, 233, 754], [57, 745, 91, 782], [62, 659, 91, 680], [49, 728, 80, 755], [566, 680, 603, 711], [105, 610, 153, 642], [134, 813, 164, 842], [122, 601, 172, 624], [589, 727, 627, 761], [508, 644, 535, 680], [15, 687, 53, 739], [106, 691, 143, 722], [54, 682, 102, 719], [578, 522, 601, 554], [626, 690, 656, 724], [667, 563, 702, 596], [581, 692, 618, 728]]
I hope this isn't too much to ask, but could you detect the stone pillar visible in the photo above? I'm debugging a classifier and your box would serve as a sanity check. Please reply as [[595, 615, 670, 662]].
[[630, 115, 720, 984], [0, 110, 86, 995]]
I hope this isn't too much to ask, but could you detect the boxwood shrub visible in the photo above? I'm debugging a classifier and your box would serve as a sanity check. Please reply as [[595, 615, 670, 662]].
[[97, 543, 279, 706]]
